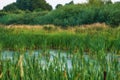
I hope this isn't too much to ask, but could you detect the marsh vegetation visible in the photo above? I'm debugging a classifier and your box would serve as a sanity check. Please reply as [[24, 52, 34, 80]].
[[0, 24, 120, 80]]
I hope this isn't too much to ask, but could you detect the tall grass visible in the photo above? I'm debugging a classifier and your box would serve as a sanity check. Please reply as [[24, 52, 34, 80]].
[[0, 25, 119, 53]]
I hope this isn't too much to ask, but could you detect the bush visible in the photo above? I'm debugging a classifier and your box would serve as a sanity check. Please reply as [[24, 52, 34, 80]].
[[36, 5, 100, 27], [98, 4, 120, 27], [0, 11, 8, 17], [0, 14, 24, 24], [0, 11, 49, 25], [108, 10, 120, 26], [36, 4, 120, 27]]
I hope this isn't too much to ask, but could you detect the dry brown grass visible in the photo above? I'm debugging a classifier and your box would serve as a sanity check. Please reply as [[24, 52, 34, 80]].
[[6, 25, 43, 29], [0, 23, 110, 34], [79, 23, 109, 29], [3, 23, 109, 29], [63, 23, 110, 33], [4, 24, 62, 31]]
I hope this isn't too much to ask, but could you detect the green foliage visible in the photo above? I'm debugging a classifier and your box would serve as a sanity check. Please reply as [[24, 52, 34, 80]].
[[65, 1, 74, 5], [35, 5, 100, 26], [0, 11, 49, 25], [98, 3, 120, 26], [88, 0, 104, 6], [3, 3, 18, 12], [103, 0, 112, 4], [31, 0, 52, 11], [0, 11, 8, 17], [0, 3, 120, 27], [35, 3, 120, 27], [16, 0, 52, 11], [56, 4, 63, 9], [0, 14, 23, 24], [108, 10, 120, 27], [16, 0, 32, 11]]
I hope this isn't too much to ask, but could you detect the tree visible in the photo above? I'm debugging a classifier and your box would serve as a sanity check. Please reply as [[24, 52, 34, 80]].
[[3, 3, 18, 11], [16, 0, 52, 11], [88, 0, 103, 5], [65, 1, 74, 5], [31, 0, 52, 11], [16, 0, 32, 11], [102, 0, 112, 4], [56, 4, 63, 9]]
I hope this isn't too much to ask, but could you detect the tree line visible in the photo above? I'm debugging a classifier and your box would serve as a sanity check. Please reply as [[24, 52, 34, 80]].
[[0, 0, 120, 27], [2, 0, 114, 11]]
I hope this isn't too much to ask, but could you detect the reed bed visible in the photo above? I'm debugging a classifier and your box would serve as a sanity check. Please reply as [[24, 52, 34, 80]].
[[0, 25, 119, 53], [0, 25, 120, 80]]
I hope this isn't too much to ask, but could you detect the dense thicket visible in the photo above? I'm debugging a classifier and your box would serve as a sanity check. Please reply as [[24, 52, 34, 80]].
[[0, 3, 120, 27]]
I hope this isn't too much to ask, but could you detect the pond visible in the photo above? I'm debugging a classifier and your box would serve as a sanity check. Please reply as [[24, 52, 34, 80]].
[[0, 50, 120, 71]]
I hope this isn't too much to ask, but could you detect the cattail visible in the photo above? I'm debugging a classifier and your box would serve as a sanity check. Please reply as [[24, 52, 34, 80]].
[[63, 70, 67, 79], [75, 73, 80, 80], [0, 62, 2, 79], [18, 54, 24, 80], [0, 72, 3, 79], [104, 71, 107, 80]]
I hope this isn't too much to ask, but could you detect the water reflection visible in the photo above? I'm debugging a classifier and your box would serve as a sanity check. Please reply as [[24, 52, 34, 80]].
[[0, 50, 120, 71]]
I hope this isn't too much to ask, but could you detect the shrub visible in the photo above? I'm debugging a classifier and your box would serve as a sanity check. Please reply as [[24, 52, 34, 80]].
[[108, 10, 120, 27], [36, 5, 100, 27], [0, 11, 8, 17], [0, 14, 23, 24], [98, 4, 120, 26], [0, 11, 49, 25]]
